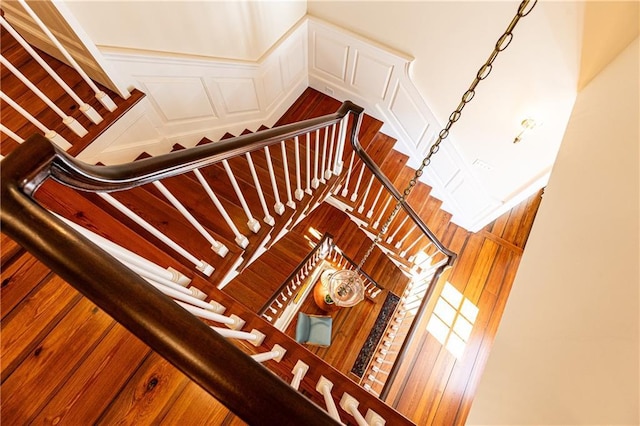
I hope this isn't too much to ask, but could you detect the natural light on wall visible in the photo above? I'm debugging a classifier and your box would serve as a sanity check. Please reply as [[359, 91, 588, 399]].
[[426, 281, 479, 359]]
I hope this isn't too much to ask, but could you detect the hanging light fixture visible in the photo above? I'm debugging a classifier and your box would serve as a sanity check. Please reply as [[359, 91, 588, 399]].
[[327, 0, 537, 301]]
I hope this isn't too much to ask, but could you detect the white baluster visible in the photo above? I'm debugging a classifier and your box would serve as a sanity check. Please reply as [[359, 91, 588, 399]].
[[245, 153, 275, 226], [316, 376, 341, 423], [357, 175, 375, 214], [56, 213, 192, 286], [281, 141, 296, 209], [0, 16, 103, 124], [312, 129, 320, 189], [372, 195, 393, 229], [320, 126, 329, 184], [387, 215, 410, 244], [152, 181, 229, 257], [291, 360, 309, 390], [395, 223, 417, 249], [350, 163, 366, 202], [97, 193, 214, 276], [400, 234, 424, 258], [263, 146, 285, 215], [340, 393, 368, 426], [305, 132, 312, 195], [367, 186, 385, 219], [211, 327, 266, 346], [17, 0, 124, 111], [193, 169, 249, 249], [222, 160, 261, 233], [294, 136, 304, 200], [176, 302, 244, 329], [333, 116, 349, 174], [325, 123, 337, 180], [341, 152, 356, 198], [0, 124, 24, 144], [0, 91, 71, 150], [251, 344, 286, 363], [1, 55, 88, 137]]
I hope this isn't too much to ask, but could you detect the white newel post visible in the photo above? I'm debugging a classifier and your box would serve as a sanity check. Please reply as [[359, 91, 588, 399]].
[[97, 193, 214, 276], [193, 169, 249, 249], [0, 91, 72, 150], [263, 146, 285, 215], [222, 160, 261, 233], [18, 0, 123, 111], [316, 376, 341, 423], [0, 16, 103, 124]]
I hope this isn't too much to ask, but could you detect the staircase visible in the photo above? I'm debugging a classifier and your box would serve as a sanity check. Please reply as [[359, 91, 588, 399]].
[[0, 4, 550, 423]]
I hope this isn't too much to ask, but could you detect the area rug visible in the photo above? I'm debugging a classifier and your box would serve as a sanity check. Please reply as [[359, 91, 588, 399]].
[[351, 292, 400, 377]]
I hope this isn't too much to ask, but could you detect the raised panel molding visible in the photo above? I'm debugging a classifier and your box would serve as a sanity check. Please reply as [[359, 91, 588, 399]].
[[213, 77, 261, 115], [141, 77, 216, 122], [90, 16, 508, 231], [312, 32, 349, 81], [351, 50, 393, 100]]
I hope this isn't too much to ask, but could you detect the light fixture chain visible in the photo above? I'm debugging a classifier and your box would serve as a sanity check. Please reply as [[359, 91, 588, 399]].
[[356, 0, 537, 272]]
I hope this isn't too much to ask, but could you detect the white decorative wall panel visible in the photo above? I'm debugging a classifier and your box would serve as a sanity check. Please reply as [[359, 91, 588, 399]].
[[214, 78, 260, 115], [261, 62, 284, 109], [281, 37, 306, 87], [351, 50, 393, 100], [312, 33, 349, 81], [141, 77, 215, 122], [388, 83, 429, 144]]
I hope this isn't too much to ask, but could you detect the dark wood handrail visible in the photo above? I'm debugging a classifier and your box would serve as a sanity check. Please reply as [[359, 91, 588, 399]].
[[1, 135, 340, 425], [1, 98, 454, 422], [42, 102, 362, 194], [347, 112, 457, 264]]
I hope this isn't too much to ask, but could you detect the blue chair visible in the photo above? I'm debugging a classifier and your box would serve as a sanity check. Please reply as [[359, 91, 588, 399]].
[[295, 312, 332, 347]]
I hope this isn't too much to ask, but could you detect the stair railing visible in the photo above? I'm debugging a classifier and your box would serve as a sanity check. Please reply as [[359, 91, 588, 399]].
[[0, 102, 360, 425], [1, 98, 455, 421]]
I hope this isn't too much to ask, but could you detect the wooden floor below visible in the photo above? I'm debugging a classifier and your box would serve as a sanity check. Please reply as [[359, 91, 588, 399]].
[[0, 190, 541, 425]]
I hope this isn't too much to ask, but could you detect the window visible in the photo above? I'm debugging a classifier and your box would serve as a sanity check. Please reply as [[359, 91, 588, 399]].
[[426, 281, 478, 359]]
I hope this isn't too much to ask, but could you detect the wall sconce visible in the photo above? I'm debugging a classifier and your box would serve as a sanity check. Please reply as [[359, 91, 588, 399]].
[[513, 118, 538, 143]]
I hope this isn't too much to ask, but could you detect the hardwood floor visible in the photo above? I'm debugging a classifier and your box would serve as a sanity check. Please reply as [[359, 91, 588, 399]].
[[0, 86, 543, 424]]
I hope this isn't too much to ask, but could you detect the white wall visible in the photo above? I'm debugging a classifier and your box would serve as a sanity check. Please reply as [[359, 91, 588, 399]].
[[307, 1, 580, 205], [467, 37, 639, 425], [63, 1, 306, 61]]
